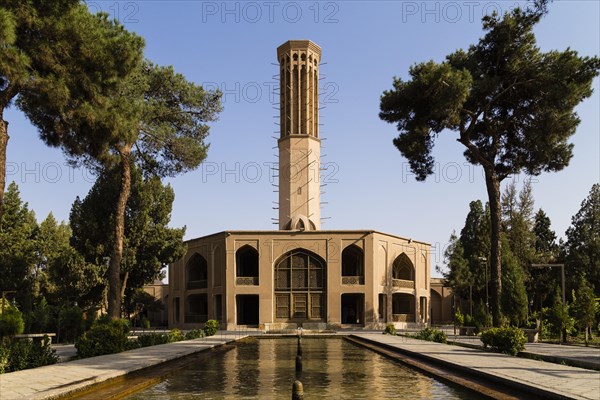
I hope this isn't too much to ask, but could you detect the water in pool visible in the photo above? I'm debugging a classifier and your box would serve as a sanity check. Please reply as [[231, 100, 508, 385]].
[[125, 337, 477, 399]]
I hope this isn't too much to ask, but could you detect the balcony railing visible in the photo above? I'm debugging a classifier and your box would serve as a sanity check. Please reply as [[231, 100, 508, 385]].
[[392, 279, 413, 289], [341, 276, 364, 285], [392, 313, 415, 322], [187, 280, 207, 290], [184, 314, 208, 324], [236, 276, 259, 286]]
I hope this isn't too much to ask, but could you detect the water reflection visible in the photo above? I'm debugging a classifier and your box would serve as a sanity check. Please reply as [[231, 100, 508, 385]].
[[126, 338, 473, 399]]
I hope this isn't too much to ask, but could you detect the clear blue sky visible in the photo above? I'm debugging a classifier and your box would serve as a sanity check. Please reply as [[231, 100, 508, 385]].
[[4, 1, 599, 276]]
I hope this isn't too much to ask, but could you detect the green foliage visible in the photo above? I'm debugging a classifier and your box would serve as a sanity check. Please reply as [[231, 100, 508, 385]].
[[57, 305, 85, 343], [530, 208, 560, 309], [32, 214, 72, 301], [546, 289, 574, 338], [75, 317, 131, 358], [383, 323, 396, 335], [501, 236, 528, 326], [473, 301, 492, 331], [138, 333, 169, 347], [136, 333, 167, 347], [380, 1, 600, 326], [0, 0, 81, 213], [442, 202, 491, 307], [454, 309, 464, 326], [413, 327, 447, 344], [27, 297, 50, 334], [0, 336, 58, 374], [463, 313, 475, 327], [0, 303, 24, 338], [168, 328, 184, 343], [481, 326, 526, 356], [203, 320, 219, 337], [0, 344, 8, 373], [185, 329, 206, 340], [70, 165, 186, 309], [572, 277, 596, 334], [563, 184, 600, 294], [48, 247, 106, 310], [0, 183, 38, 311]]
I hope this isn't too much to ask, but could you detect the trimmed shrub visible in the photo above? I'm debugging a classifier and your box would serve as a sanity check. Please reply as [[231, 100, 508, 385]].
[[25, 336, 58, 370], [203, 320, 219, 337], [0, 336, 58, 373], [75, 318, 131, 358], [413, 327, 447, 343], [138, 333, 169, 347], [58, 306, 85, 343], [454, 309, 464, 326], [168, 328, 184, 343], [383, 323, 396, 335], [481, 326, 526, 356], [0, 306, 25, 338], [185, 329, 205, 340]]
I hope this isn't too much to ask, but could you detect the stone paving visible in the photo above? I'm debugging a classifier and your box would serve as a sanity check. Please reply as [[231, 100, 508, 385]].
[[352, 333, 600, 400], [2, 330, 599, 400], [449, 335, 600, 370], [0, 332, 246, 400]]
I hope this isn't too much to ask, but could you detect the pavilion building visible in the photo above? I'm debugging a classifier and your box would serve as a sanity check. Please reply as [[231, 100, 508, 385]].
[[167, 40, 431, 331]]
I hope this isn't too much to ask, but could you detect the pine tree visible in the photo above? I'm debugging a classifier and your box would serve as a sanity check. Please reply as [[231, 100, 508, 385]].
[[0, 182, 37, 311], [563, 184, 600, 293], [379, 1, 600, 325]]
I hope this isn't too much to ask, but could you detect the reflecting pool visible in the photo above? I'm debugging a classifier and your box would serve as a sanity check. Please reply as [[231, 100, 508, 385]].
[[126, 337, 476, 399]]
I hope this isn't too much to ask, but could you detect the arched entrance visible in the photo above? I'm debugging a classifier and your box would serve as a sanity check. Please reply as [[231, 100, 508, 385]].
[[274, 249, 326, 322]]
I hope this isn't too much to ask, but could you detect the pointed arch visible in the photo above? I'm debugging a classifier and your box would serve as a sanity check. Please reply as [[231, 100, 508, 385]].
[[274, 249, 326, 321], [342, 244, 364, 285], [392, 253, 414, 281], [236, 245, 259, 285], [186, 253, 207, 289]]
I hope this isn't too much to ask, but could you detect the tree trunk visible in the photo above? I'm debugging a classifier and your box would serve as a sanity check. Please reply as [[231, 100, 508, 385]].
[[0, 116, 8, 219], [107, 145, 133, 319], [120, 270, 129, 300], [484, 168, 503, 327]]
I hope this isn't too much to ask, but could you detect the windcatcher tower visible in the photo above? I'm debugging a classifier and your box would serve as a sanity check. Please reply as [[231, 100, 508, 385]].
[[277, 40, 321, 231]]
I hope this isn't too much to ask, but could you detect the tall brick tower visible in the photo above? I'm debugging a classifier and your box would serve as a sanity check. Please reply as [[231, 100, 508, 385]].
[[277, 40, 321, 231]]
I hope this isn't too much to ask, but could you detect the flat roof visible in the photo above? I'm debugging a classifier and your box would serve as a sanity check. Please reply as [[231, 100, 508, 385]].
[[185, 229, 430, 246]]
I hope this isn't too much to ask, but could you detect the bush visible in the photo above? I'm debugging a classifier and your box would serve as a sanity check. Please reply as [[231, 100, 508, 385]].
[[185, 329, 205, 340], [0, 306, 25, 338], [138, 333, 169, 347], [75, 317, 131, 358], [0, 336, 58, 373], [454, 309, 464, 326], [58, 306, 85, 343], [413, 327, 447, 343], [168, 328, 184, 343], [480, 326, 526, 356], [203, 320, 219, 337], [25, 336, 58, 370], [383, 323, 396, 335]]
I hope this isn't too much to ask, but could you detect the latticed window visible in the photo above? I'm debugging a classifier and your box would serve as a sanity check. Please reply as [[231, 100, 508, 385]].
[[274, 250, 326, 321]]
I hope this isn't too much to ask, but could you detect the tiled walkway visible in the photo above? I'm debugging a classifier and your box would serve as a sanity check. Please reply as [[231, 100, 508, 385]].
[[2, 331, 599, 400], [0, 332, 245, 400], [352, 333, 600, 400]]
